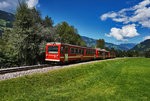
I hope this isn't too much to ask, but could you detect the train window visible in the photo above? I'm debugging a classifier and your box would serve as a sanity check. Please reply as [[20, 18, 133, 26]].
[[93, 50, 96, 54], [90, 50, 92, 54], [82, 49, 84, 54], [60, 46, 64, 54], [47, 46, 58, 53], [71, 48, 74, 54], [102, 52, 105, 56], [65, 46, 68, 54], [79, 49, 81, 54], [75, 48, 78, 54], [86, 50, 88, 55], [99, 51, 102, 55], [106, 52, 108, 56]]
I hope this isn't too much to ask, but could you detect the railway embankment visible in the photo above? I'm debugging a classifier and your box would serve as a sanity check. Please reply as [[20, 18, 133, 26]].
[[0, 58, 122, 81]]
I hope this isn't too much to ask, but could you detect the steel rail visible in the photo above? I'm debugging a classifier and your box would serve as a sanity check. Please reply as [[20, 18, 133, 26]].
[[0, 64, 51, 74]]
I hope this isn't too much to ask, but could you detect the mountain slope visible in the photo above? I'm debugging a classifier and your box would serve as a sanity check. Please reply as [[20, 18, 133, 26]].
[[0, 10, 14, 36], [81, 36, 129, 50], [119, 43, 136, 49], [105, 42, 128, 50], [132, 39, 150, 51]]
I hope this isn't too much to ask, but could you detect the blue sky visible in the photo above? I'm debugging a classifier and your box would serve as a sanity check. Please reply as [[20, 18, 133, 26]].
[[1, 0, 150, 44]]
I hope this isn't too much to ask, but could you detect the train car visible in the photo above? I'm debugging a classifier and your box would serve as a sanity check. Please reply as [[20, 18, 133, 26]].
[[95, 48, 104, 59], [104, 50, 111, 59], [110, 52, 115, 58], [45, 42, 115, 63], [45, 42, 96, 63]]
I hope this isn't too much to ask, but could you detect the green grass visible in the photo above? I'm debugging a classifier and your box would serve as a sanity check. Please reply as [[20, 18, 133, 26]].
[[0, 58, 150, 101]]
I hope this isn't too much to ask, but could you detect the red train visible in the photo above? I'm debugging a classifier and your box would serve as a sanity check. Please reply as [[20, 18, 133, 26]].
[[45, 42, 115, 63]]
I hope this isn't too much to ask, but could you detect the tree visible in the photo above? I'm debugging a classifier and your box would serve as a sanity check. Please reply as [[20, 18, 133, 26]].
[[127, 50, 138, 57], [145, 49, 150, 58], [43, 15, 54, 27], [105, 47, 110, 51], [0, 0, 59, 67], [96, 39, 105, 49], [0, 29, 20, 67], [14, 1, 59, 65], [55, 22, 86, 46]]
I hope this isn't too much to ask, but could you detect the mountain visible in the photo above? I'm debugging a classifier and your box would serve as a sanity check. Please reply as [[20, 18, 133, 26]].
[[0, 10, 14, 36], [81, 36, 97, 46], [119, 43, 136, 49], [81, 36, 130, 50], [105, 42, 128, 50], [132, 39, 150, 51]]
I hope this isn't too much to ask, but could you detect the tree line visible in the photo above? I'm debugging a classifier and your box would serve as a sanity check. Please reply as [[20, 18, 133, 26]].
[[0, 1, 86, 68]]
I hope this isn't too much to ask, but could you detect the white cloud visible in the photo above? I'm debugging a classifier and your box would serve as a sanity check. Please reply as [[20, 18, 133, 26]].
[[26, 0, 39, 8], [133, 0, 150, 9], [101, 12, 117, 21], [143, 35, 150, 40], [0, 0, 40, 13], [0, 0, 18, 13], [0, 1, 10, 8], [105, 24, 139, 41], [100, 0, 150, 28]]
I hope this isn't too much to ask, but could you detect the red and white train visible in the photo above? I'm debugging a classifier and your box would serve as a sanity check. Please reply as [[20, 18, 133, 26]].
[[45, 42, 115, 63]]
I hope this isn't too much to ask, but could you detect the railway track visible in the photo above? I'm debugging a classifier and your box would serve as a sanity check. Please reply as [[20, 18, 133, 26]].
[[0, 64, 51, 75], [0, 58, 116, 75], [0, 58, 118, 75], [0, 58, 124, 81]]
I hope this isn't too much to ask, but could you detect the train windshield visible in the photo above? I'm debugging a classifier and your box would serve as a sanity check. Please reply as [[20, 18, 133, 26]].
[[47, 46, 58, 53]]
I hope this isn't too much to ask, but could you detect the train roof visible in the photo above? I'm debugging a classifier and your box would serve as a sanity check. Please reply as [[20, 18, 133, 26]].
[[96, 48, 109, 52], [47, 42, 109, 52], [47, 42, 89, 49]]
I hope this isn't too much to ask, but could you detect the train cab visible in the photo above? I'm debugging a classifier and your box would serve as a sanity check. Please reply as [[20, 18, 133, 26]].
[[45, 42, 61, 62], [45, 42, 70, 63]]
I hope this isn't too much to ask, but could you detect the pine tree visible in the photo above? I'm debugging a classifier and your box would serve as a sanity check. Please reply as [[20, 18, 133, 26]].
[[43, 15, 54, 27]]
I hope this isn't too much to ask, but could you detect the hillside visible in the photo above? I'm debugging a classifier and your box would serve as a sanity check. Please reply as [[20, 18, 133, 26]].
[[132, 39, 150, 51], [0, 10, 14, 36], [0, 58, 150, 100], [119, 43, 136, 49], [81, 36, 133, 50]]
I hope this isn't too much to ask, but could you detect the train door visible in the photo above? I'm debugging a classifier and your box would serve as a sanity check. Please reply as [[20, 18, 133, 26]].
[[94, 50, 96, 59], [64, 46, 68, 62], [102, 52, 105, 59]]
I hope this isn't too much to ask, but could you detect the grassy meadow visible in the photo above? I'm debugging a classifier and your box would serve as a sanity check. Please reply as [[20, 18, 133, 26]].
[[0, 58, 150, 101]]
